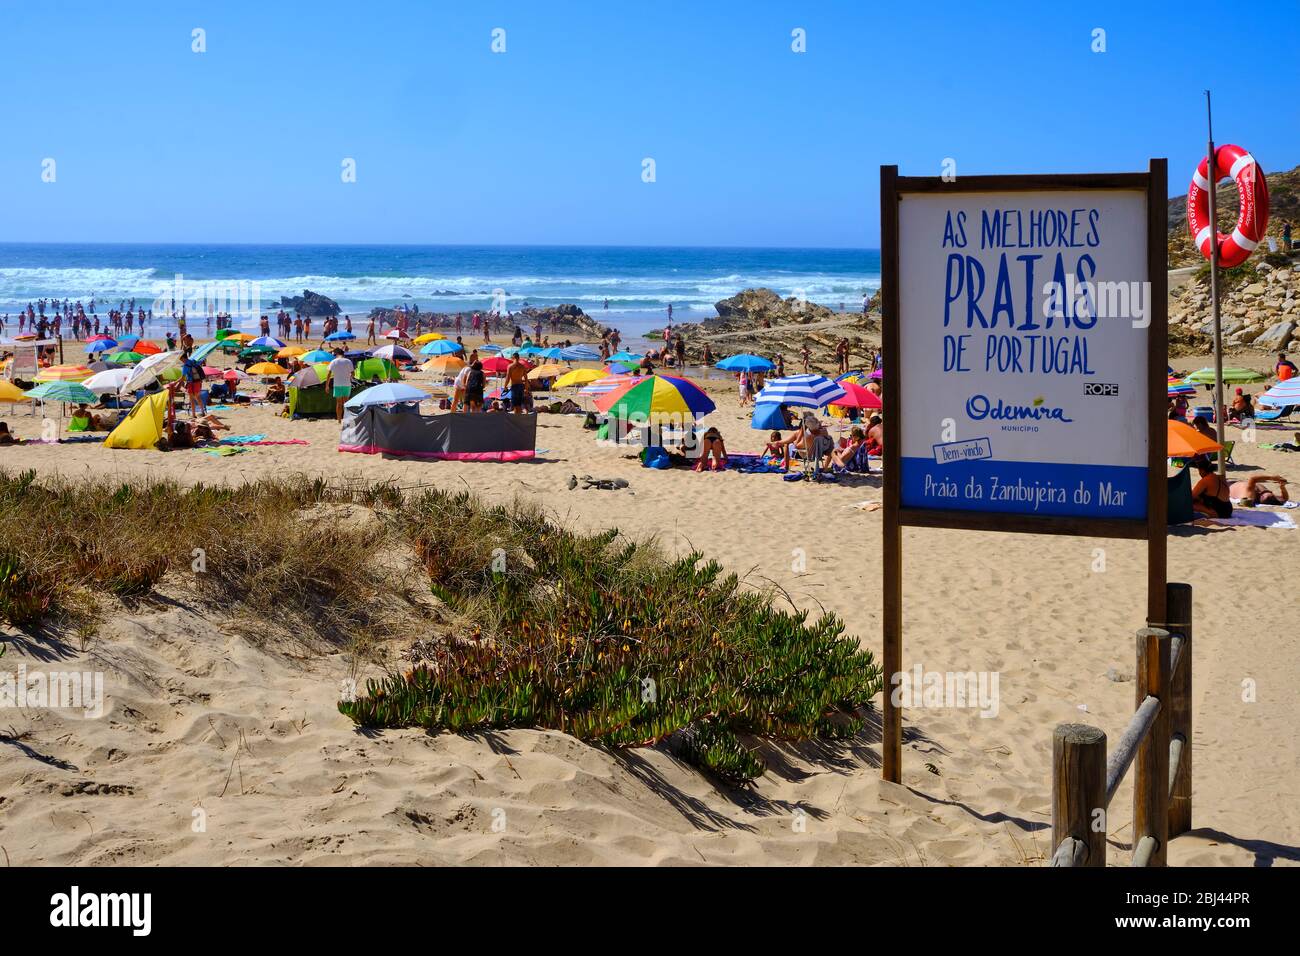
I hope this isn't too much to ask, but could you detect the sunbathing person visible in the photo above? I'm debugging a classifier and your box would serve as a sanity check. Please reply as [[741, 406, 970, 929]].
[[71, 404, 106, 431], [1229, 475, 1289, 507], [0, 422, 17, 445], [831, 426, 868, 469], [266, 381, 287, 403], [1190, 456, 1232, 518], [693, 426, 728, 471]]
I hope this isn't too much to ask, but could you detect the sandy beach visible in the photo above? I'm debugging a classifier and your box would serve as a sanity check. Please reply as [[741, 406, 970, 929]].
[[1, 344, 1296, 867]]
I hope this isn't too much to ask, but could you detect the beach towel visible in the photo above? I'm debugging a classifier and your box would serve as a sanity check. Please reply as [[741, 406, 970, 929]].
[[1201, 510, 1297, 529], [219, 434, 267, 444], [230, 439, 310, 446], [205, 446, 248, 457]]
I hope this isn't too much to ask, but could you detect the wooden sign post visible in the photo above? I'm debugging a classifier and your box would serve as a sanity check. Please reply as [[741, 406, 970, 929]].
[[879, 161, 1169, 782]]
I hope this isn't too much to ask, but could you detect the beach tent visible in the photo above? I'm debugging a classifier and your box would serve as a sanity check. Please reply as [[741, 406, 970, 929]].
[[354, 357, 401, 382], [340, 405, 537, 461], [750, 403, 789, 430], [104, 392, 168, 449], [288, 383, 348, 418]]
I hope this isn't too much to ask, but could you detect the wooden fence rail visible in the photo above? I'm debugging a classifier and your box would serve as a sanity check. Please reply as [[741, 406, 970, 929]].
[[1051, 582, 1192, 867]]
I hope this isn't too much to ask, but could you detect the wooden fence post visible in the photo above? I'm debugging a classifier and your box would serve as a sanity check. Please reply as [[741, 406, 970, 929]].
[[1052, 723, 1106, 866], [1133, 628, 1171, 866], [1167, 583, 1193, 837]]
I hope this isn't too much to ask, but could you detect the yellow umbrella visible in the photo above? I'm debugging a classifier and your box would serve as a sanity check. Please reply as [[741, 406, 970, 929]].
[[229, 332, 255, 344], [35, 364, 94, 382], [246, 362, 289, 377], [527, 363, 569, 381], [276, 345, 307, 359], [413, 332, 446, 345], [553, 367, 607, 388], [0, 380, 30, 402], [423, 356, 466, 374]]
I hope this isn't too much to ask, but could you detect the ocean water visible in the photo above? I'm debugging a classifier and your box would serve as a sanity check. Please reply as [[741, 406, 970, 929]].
[[0, 243, 879, 343]]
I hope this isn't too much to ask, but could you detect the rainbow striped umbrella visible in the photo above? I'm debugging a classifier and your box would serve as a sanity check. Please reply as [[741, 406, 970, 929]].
[[594, 374, 715, 421], [35, 364, 94, 382]]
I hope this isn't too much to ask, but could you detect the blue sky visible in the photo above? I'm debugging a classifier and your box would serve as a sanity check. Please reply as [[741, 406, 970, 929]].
[[0, 0, 1295, 247]]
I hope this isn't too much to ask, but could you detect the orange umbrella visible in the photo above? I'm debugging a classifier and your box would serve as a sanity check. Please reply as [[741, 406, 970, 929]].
[[134, 340, 163, 355], [1168, 420, 1221, 458], [424, 355, 466, 374], [35, 364, 93, 383], [246, 362, 289, 377]]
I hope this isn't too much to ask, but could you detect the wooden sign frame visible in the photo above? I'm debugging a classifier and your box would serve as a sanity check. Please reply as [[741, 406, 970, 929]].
[[879, 160, 1169, 782]]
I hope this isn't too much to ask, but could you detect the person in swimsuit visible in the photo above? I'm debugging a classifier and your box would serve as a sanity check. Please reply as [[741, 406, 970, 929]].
[[1229, 475, 1290, 508], [1190, 456, 1232, 518]]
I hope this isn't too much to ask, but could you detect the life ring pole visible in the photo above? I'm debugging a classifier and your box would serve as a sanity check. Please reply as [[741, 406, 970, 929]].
[[1205, 91, 1228, 479]]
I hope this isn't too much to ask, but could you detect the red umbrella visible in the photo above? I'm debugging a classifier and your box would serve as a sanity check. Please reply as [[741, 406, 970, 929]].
[[829, 381, 882, 410], [481, 356, 531, 374]]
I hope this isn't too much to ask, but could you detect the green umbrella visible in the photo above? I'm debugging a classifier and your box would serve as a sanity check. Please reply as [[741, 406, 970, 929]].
[[1182, 367, 1268, 385], [26, 381, 97, 403], [112, 351, 145, 364], [239, 345, 277, 358]]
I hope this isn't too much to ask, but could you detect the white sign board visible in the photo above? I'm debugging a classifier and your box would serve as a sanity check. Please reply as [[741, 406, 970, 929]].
[[898, 190, 1149, 520]]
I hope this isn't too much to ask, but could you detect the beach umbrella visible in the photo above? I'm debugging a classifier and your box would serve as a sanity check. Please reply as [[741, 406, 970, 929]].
[[553, 368, 607, 388], [607, 362, 635, 375], [421, 339, 464, 356], [1258, 378, 1300, 407], [0, 380, 31, 403], [755, 373, 846, 408], [499, 346, 522, 358], [594, 374, 715, 422], [247, 362, 289, 377], [344, 382, 430, 409], [717, 354, 775, 372], [26, 381, 96, 404], [83, 368, 134, 394], [480, 356, 514, 374], [249, 335, 285, 349], [111, 351, 145, 365], [412, 332, 445, 345], [423, 356, 466, 375], [537, 347, 565, 361], [477, 343, 503, 354], [214, 328, 240, 341], [85, 339, 117, 354], [288, 366, 325, 388], [1167, 382, 1197, 397], [560, 345, 601, 362], [35, 364, 94, 382], [115, 336, 140, 348], [869, 368, 883, 381], [239, 345, 277, 358], [122, 350, 183, 393], [383, 328, 409, 340], [607, 351, 641, 363], [202, 366, 225, 379], [829, 381, 883, 410], [527, 363, 569, 381], [276, 345, 307, 359], [300, 349, 333, 363], [190, 341, 221, 362], [579, 375, 636, 397], [1182, 366, 1268, 385], [86, 361, 114, 372], [1168, 420, 1222, 457], [323, 330, 356, 342], [87, 334, 116, 344], [134, 340, 163, 355], [370, 344, 415, 362]]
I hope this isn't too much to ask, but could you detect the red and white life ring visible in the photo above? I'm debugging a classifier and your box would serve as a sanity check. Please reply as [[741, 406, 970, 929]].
[[1187, 144, 1270, 268]]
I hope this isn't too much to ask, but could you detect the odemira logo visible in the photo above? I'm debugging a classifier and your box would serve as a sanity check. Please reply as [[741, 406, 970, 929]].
[[966, 394, 1074, 424]]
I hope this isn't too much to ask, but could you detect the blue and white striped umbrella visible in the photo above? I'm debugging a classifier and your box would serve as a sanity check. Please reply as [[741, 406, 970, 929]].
[[249, 335, 286, 349], [560, 344, 601, 362], [754, 373, 845, 408], [1258, 379, 1300, 407]]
